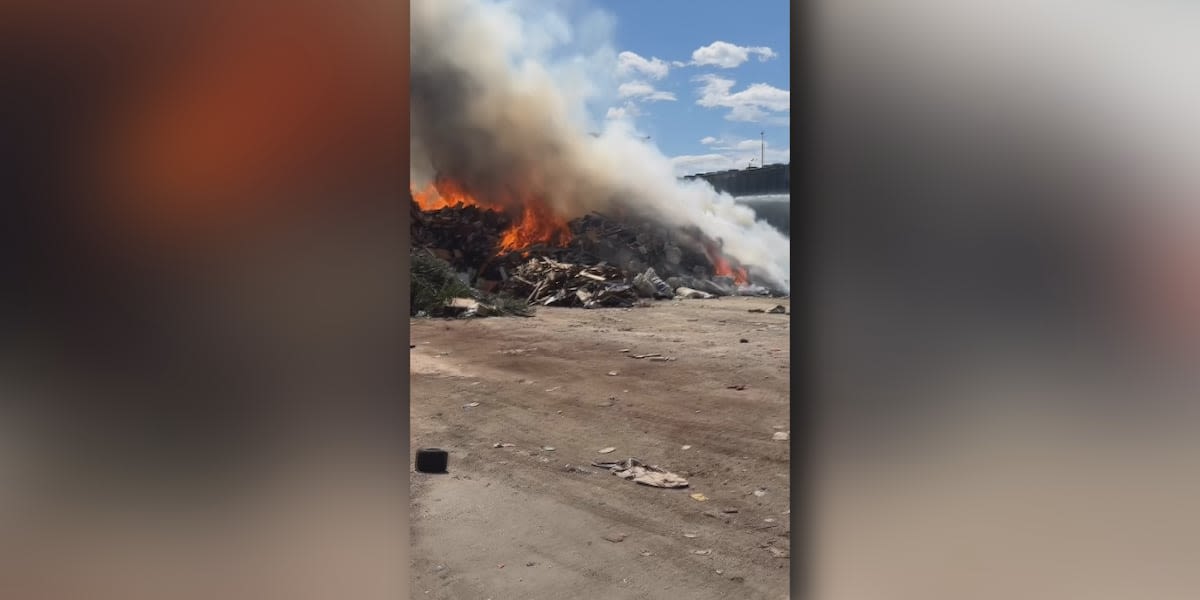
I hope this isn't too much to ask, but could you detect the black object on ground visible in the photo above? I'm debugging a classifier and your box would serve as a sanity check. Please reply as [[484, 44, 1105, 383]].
[[416, 447, 449, 473]]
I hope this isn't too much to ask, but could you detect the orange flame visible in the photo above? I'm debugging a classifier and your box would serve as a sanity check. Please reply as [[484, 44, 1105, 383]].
[[499, 200, 572, 254], [411, 180, 571, 254], [704, 241, 749, 285], [411, 179, 499, 211], [713, 255, 749, 286]]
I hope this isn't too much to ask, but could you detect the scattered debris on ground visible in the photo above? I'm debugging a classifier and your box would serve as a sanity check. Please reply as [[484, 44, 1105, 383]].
[[675, 286, 715, 300], [591, 458, 689, 488], [409, 297, 791, 597], [748, 304, 790, 314], [603, 533, 628, 543]]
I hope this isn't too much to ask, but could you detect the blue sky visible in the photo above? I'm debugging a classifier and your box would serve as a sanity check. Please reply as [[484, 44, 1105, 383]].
[[445, 0, 791, 177], [596, 1, 791, 175], [503, 0, 789, 176]]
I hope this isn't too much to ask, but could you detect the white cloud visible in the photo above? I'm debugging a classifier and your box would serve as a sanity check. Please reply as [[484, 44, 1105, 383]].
[[618, 81, 653, 97], [671, 153, 734, 176], [618, 80, 677, 102], [695, 74, 789, 122], [673, 137, 790, 175], [690, 41, 777, 69], [711, 136, 791, 156], [605, 102, 643, 120], [616, 50, 670, 80]]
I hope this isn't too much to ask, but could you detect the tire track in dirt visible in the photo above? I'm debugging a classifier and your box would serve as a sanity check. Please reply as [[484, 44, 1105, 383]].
[[410, 298, 791, 599]]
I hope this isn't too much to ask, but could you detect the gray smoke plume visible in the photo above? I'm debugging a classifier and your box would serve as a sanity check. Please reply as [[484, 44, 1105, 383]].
[[410, 0, 790, 291]]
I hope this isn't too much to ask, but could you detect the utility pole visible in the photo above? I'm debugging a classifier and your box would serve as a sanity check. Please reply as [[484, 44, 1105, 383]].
[[760, 130, 765, 167]]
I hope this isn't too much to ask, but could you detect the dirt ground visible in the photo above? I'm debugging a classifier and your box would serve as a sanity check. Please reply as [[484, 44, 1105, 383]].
[[410, 296, 792, 599]]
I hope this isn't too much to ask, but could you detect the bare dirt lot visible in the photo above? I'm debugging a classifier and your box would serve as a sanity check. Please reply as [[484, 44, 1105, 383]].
[[410, 296, 791, 599]]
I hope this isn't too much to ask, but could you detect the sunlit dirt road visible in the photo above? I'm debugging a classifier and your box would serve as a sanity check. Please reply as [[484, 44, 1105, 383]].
[[410, 297, 791, 599]]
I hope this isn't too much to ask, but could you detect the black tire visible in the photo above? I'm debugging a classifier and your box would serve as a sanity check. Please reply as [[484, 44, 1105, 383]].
[[415, 448, 448, 473]]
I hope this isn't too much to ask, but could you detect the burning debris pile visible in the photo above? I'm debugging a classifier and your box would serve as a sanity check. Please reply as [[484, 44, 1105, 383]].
[[410, 0, 791, 309], [501, 258, 636, 308], [410, 179, 781, 315], [410, 200, 512, 273]]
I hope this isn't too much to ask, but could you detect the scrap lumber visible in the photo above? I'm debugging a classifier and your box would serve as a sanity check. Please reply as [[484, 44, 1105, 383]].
[[500, 258, 637, 308]]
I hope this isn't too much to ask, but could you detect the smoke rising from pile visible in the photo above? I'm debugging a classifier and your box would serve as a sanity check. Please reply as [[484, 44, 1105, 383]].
[[410, 0, 790, 291]]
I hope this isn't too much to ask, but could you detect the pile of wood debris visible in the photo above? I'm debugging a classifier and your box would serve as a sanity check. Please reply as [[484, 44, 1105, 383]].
[[410, 195, 781, 312], [410, 199, 512, 275], [500, 258, 638, 308]]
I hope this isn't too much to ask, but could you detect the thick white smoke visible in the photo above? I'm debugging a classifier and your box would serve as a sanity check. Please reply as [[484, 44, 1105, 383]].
[[410, 0, 790, 292]]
